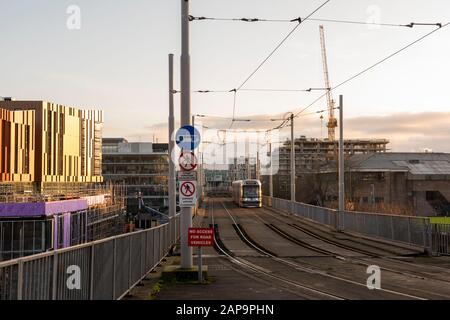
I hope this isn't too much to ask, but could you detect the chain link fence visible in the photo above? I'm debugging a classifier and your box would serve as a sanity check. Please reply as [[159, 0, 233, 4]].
[[0, 214, 180, 300]]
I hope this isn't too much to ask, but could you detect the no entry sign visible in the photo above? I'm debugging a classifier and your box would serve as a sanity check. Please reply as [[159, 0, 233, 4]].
[[188, 228, 214, 247]]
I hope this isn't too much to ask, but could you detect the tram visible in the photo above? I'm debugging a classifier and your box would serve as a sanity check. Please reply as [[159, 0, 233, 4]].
[[232, 180, 262, 208]]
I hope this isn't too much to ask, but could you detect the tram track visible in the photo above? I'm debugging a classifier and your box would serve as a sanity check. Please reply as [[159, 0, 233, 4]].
[[258, 205, 450, 283], [219, 199, 428, 300], [223, 203, 450, 299], [208, 198, 347, 300]]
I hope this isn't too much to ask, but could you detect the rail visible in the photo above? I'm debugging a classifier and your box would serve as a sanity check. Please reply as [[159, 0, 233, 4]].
[[0, 214, 180, 300], [263, 196, 438, 254]]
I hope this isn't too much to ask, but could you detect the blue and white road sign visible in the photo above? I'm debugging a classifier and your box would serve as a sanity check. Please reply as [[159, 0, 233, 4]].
[[175, 125, 201, 150]]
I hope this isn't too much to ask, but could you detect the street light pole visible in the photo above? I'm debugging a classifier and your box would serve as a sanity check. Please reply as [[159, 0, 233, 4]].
[[168, 54, 176, 219], [338, 95, 344, 231], [180, 0, 193, 269]]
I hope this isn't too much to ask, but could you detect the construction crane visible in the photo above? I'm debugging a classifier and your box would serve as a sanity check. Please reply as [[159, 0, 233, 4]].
[[319, 25, 337, 142]]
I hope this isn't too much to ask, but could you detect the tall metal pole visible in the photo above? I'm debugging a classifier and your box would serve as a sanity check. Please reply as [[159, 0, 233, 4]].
[[290, 114, 296, 206], [192, 115, 199, 202], [168, 54, 176, 219], [269, 140, 273, 205], [234, 134, 238, 181], [338, 95, 344, 231], [180, 0, 192, 268], [245, 137, 250, 179], [256, 147, 260, 181]]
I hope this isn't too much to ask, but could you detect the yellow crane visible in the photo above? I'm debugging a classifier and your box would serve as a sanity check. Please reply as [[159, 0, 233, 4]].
[[319, 25, 337, 141]]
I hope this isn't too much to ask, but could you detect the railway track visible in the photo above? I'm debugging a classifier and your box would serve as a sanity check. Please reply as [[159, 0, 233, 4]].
[[219, 199, 427, 300], [208, 198, 346, 300], [257, 205, 450, 283]]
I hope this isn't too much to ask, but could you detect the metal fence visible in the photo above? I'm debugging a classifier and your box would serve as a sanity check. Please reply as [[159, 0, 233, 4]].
[[267, 196, 434, 253], [431, 223, 450, 255], [0, 214, 180, 300]]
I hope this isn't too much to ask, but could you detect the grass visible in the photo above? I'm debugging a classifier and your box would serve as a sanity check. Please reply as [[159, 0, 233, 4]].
[[147, 277, 215, 300]]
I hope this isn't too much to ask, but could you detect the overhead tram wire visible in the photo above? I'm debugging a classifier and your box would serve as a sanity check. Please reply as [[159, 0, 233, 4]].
[[189, 7, 446, 132], [173, 87, 329, 93], [234, 0, 332, 92], [189, 14, 443, 29], [196, 107, 335, 134], [223, 0, 332, 130], [288, 22, 450, 123]]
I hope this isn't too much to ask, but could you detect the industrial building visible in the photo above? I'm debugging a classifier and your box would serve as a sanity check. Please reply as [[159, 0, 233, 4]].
[[320, 153, 450, 217]]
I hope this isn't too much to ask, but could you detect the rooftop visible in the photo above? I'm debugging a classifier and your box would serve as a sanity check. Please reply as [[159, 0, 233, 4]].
[[349, 153, 450, 174]]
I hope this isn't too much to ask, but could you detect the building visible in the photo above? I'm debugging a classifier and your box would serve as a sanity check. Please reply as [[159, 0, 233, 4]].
[[0, 99, 103, 189], [0, 185, 125, 261], [276, 136, 389, 176], [0, 99, 125, 261], [0, 107, 34, 182], [102, 139, 169, 213], [229, 156, 258, 181], [337, 153, 450, 217], [204, 168, 232, 195], [262, 136, 389, 199], [287, 152, 450, 217]]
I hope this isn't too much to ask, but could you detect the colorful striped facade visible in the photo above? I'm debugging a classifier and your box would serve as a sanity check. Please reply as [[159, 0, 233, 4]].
[[0, 100, 103, 184]]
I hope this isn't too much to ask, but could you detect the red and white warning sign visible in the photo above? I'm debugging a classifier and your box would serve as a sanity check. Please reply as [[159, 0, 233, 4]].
[[179, 152, 198, 172], [188, 228, 214, 247], [179, 180, 197, 207]]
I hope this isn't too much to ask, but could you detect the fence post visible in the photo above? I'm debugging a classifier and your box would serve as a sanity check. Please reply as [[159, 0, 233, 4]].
[[426, 222, 433, 255], [52, 252, 58, 300], [390, 216, 395, 241], [376, 214, 380, 238], [17, 259, 24, 300], [407, 218, 412, 245], [89, 245, 95, 300], [128, 235, 132, 289], [112, 238, 116, 300]]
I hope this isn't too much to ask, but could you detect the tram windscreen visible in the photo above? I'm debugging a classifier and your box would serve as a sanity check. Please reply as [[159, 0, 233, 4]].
[[243, 185, 259, 198]]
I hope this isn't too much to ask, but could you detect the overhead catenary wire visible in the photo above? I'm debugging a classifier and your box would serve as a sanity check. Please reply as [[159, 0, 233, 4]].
[[188, 6, 447, 134], [189, 14, 443, 29], [287, 22, 450, 123], [174, 87, 330, 93], [234, 0, 332, 92]]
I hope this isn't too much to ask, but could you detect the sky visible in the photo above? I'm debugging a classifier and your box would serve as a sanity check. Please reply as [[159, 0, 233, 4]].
[[0, 0, 449, 151]]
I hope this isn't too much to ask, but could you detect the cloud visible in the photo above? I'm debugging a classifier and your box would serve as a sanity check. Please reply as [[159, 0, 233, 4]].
[[111, 111, 450, 153]]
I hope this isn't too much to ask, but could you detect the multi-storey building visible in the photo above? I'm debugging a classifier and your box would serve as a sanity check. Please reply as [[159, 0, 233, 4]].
[[0, 107, 35, 182], [204, 168, 232, 195], [262, 136, 389, 200], [228, 156, 258, 181], [0, 99, 103, 187], [0, 99, 125, 261], [102, 139, 169, 213]]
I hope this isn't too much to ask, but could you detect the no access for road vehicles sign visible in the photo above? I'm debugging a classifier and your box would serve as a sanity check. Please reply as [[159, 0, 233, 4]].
[[175, 125, 201, 151]]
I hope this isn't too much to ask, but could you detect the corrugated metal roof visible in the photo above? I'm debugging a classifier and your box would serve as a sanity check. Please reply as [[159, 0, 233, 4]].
[[349, 153, 450, 175]]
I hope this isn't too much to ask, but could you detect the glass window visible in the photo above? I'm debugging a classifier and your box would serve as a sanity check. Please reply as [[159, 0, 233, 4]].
[[243, 186, 259, 198]]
